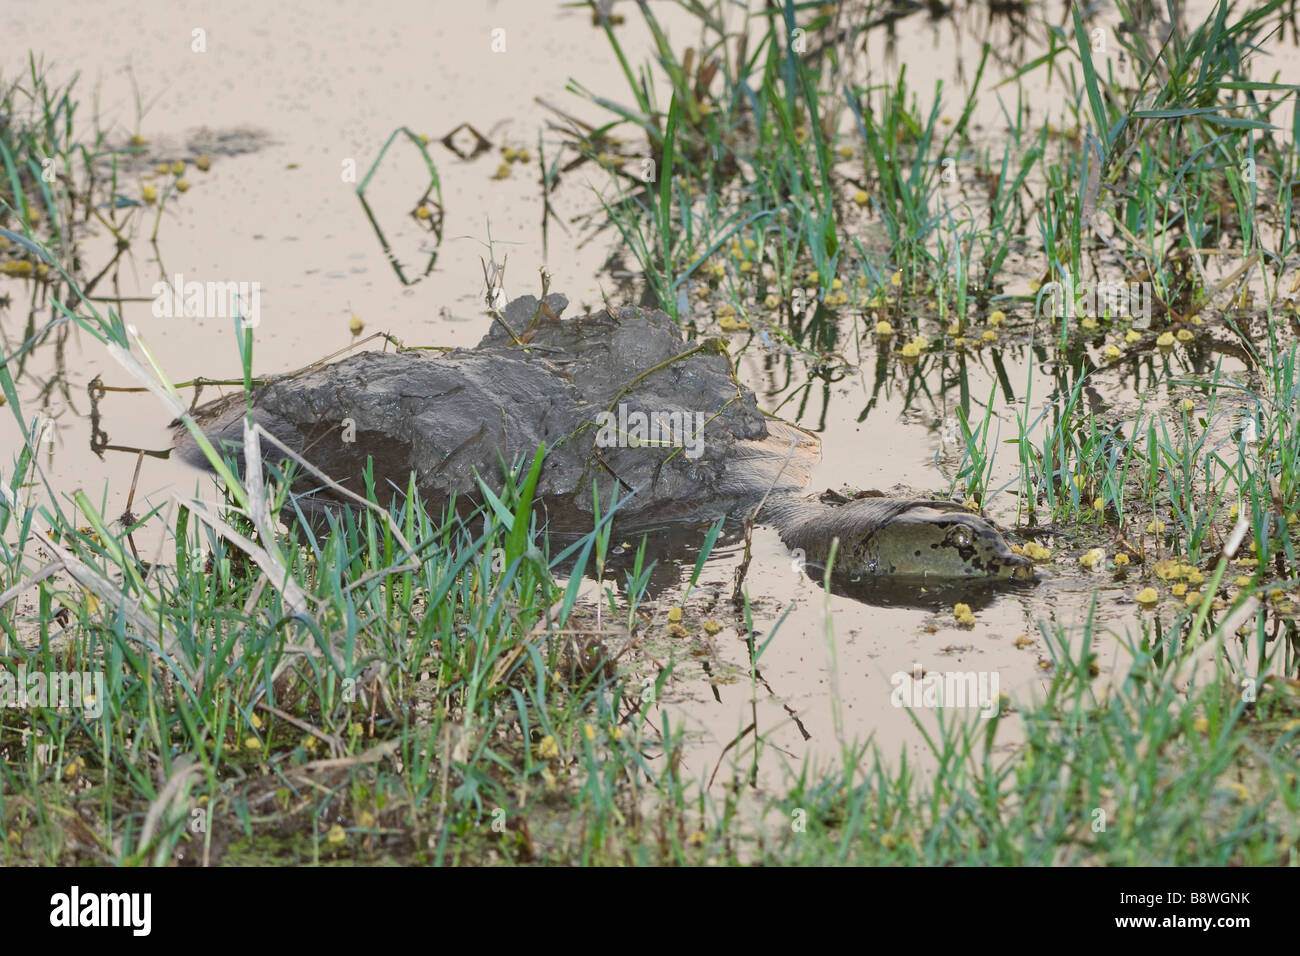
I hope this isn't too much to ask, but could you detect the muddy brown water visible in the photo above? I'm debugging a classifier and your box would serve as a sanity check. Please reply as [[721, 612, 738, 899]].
[[3, 0, 1298, 791]]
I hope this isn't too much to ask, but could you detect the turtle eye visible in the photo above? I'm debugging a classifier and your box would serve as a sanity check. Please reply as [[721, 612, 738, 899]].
[[949, 526, 973, 547]]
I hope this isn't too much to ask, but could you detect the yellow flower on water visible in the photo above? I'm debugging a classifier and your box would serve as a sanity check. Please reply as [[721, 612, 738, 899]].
[[327, 824, 346, 844], [1079, 548, 1105, 569], [1180, 398, 1195, 412], [1147, 519, 1166, 534], [988, 310, 1006, 327], [1152, 558, 1181, 580], [349, 314, 364, 335], [667, 607, 683, 622], [1023, 541, 1052, 562], [1185, 591, 1201, 607], [900, 340, 922, 359], [853, 189, 869, 205], [1171, 582, 1187, 597], [538, 735, 559, 759], [583, 724, 596, 741], [170, 160, 186, 176], [492, 162, 511, 180], [1235, 575, 1253, 588], [764, 294, 780, 309], [1104, 344, 1121, 361], [1156, 331, 1175, 350], [1114, 552, 1130, 567], [1177, 329, 1193, 342], [1193, 716, 1209, 733], [953, 337, 970, 349], [415, 205, 431, 220], [1081, 316, 1098, 330], [141, 185, 158, 204], [890, 270, 902, 287], [838, 145, 853, 160], [702, 620, 722, 635], [175, 180, 190, 193], [244, 737, 262, 751], [1135, 587, 1159, 606], [517, 149, 531, 164], [1093, 498, 1105, 512], [875, 320, 894, 338], [195, 154, 211, 171], [667, 623, 689, 638], [1125, 329, 1141, 344], [982, 330, 997, 343]]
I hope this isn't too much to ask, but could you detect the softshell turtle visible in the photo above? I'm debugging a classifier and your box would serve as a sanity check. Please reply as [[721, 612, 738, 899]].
[[173, 294, 1033, 581]]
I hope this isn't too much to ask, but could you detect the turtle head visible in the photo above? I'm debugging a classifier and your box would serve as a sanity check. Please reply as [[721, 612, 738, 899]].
[[860, 506, 1034, 580]]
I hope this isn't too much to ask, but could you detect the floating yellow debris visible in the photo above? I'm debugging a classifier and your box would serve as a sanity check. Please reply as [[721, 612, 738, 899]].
[[1193, 716, 1209, 733], [141, 185, 158, 204], [1079, 547, 1105, 569], [667, 623, 689, 639], [1177, 329, 1193, 342], [1156, 331, 1175, 350], [718, 313, 749, 332], [1104, 344, 1121, 361], [702, 620, 722, 635], [1135, 587, 1159, 606], [1114, 552, 1130, 567], [349, 314, 364, 335], [1125, 329, 1141, 344], [667, 607, 683, 622], [853, 189, 869, 205], [175, 180, 190, 193], [1023, 541, 1052, 562], [954, 603, 976, 626], [491, 162, 511, 180], [195, 154, 212, 172], [875, 320, 894, 338], [988, 310, 1006, 327], [538, 735, 559, 759]]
